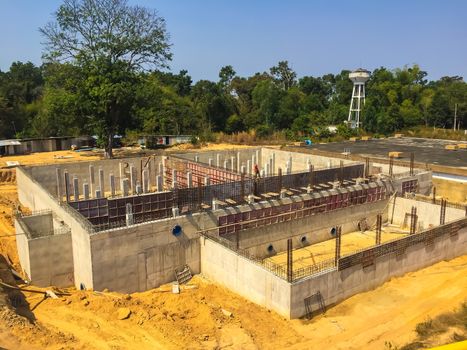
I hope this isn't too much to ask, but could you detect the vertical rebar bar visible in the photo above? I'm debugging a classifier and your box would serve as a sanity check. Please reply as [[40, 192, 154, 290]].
[[410, 152, 415, 176], [365, 157, 369, 178], [278, 167, 282, 193], [240, 173, 245, 202], [339, 160, 344, 187], [309, 164, 314, 190], [287, 238, 293, 283], [432, 187, 436, 204], [389, 156, 394, 177]]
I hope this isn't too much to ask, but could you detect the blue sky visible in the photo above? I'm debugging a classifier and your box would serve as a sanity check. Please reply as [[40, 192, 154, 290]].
[[1, 0, 466, 81]]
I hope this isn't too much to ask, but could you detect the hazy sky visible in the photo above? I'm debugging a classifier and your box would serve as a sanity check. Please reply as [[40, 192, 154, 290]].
[[1, 0, 466, 81]]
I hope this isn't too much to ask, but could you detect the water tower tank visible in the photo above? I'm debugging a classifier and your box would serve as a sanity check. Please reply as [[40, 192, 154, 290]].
[[347, 68, 371, 129]]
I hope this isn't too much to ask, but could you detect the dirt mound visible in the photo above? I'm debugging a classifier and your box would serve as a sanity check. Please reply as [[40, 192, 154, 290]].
[[0, 170, 15, 184]]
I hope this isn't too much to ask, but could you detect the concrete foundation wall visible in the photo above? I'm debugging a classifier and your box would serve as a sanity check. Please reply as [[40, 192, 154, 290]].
[[15, 218, 73, 287], [15, 220, 31, 280], [89, 210, 219, 293], [289, 224, 467, 318], [173, 148, 262, 172], [21, 214, 53, 238], [16, 167, 94, 289], [389, 197, 464, 229], [200, 237, 291, 318], [27, 155, 164, 198], [261, 148, 356, 173], [236, 200, 389, 258]]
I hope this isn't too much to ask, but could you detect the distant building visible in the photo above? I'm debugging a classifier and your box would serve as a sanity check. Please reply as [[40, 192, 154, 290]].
[[0, 136, 95, 156], [138, 135, 192, 148]]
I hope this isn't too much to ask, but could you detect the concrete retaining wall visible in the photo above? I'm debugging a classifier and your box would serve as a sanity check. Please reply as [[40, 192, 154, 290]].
[[236, 200, 388, 258], [173, 148, 262, 172], [200, 237, 291, 318], [26, 155, 164, 198], [261, 148, 356, 173], [289, 223, 467, 318], [16, 167, 94, 289], [89, 212, 218, 293], [15, 219, 73, 287], [389, 197, 464, 229]]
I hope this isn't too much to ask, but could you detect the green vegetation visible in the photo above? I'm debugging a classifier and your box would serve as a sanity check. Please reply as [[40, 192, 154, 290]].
[[0, 0, 466, 156], [385, 301, 467, 350]]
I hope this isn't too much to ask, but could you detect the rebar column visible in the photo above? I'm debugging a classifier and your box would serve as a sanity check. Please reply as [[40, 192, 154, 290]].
[[287, 238, 293, 283], [410, 152, 415, 176], [376, 214, 382, 245], [440, 199, 446, 225], [187, 171, 192, 188], [410, 206, 417, 235], [364, 157, 370, 178], [130, 165, 137, 194], [64, 171, 71, 202], [89, 164, 95, 195], [432, 187, 436, 204], [83, 182, 90, 200], [98, 168, 104, 197], [156, 175, 162, 192], [73, 176, 79, 201], [56, 168, 62, 201], [109, 173, 116, 197], [121, 178, 129, 196], [335, 226, 342, 265], [142, 169, 149, 193]]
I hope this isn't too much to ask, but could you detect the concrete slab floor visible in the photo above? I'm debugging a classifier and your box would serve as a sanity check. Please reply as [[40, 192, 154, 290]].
[[263, 228, 409, 270]]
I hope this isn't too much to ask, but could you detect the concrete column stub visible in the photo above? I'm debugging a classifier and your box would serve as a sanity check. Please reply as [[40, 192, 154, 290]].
[[109, 173, 116, 196], [83, 183, 90, 200], [73, 176, 79, 201]]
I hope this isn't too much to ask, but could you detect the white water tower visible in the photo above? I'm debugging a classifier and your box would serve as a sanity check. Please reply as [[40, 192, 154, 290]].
[[347, 68, 370, 129]]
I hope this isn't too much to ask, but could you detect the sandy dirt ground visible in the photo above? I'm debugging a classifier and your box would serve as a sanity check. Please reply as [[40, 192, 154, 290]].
[[0, 148, 466, 349], [265, 228, 409, 269], [432, 178, 467, 204]]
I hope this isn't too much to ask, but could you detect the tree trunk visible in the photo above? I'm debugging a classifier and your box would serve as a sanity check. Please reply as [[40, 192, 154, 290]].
[[105, 133, 113, 159]]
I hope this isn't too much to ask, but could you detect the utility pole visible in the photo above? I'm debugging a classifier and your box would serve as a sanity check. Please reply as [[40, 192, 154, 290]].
[[453, 103, 458, 131]]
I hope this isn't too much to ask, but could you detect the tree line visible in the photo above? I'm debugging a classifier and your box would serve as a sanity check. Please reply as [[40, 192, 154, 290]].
[[0, 0, 465, 155]]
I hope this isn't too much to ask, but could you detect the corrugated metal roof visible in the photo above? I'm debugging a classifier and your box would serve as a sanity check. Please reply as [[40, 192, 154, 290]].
[[0, 139, 21, 147]]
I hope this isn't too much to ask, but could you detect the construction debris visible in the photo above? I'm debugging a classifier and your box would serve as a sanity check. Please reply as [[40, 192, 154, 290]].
[[117, 307, 131, 320]]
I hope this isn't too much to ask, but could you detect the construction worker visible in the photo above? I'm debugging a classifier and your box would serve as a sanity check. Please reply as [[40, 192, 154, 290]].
[[253, 164, 260, 179]]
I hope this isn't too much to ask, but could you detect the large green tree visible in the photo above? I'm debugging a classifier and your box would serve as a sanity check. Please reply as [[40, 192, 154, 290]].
[[40, 0, 171, 157]]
